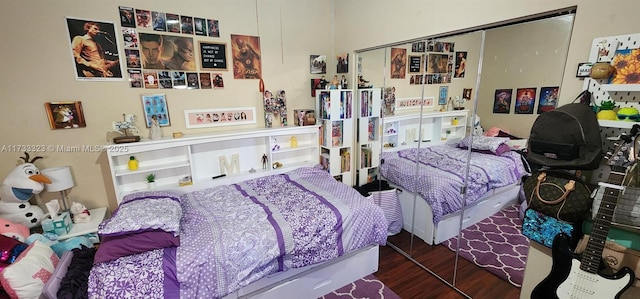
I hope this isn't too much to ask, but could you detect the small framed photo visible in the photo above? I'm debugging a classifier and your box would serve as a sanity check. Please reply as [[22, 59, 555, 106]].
[[438, 86, 448, 105], [44, 101, 87, 130], [141, 94, 171, 127], [576, 62, 593, 78]]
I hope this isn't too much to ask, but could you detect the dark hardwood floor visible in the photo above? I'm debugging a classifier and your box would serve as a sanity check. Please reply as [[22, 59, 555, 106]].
[[375, 232, 521, 299]]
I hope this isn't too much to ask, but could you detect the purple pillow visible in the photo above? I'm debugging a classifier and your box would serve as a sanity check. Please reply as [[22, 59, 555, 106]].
[[458, 136, 511, 155], [94, 230, 179, 264]]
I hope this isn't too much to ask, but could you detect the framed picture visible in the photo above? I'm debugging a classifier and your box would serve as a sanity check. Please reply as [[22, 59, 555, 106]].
[[184, 107, 256, 128], [310, 55, 326, 74], [66, 17, 123, 81], [515, 87, 537, 114], [537, 86, 559, 114], [141, 94, 171, 127], [44, 101, 87, 130], [576, 62, 593, 78], [438, 86, 448, 105], [390, 48, 407, 79], [426, 53, 449, 74], [463, 88, 473, 101], [138, 33, 196, 71], [199, 41, 227, 70], [493, 89, 512, 114]]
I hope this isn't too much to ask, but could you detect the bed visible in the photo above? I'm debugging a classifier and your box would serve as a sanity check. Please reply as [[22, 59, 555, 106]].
[[87, 166, 388, 299], [379, 137, 528, 245]]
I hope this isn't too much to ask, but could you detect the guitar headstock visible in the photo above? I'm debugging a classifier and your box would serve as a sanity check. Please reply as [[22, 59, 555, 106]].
[[605, 124, 640, 168]]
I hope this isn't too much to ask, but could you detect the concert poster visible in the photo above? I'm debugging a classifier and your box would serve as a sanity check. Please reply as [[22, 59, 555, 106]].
[[66, 17, 123, 81]]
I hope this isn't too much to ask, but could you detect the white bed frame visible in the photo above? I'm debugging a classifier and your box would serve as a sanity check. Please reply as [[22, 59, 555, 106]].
[[224, 245, 379, 299], [393, 182, 521, 245]]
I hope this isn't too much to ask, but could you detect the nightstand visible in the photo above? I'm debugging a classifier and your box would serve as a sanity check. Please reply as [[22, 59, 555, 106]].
[[57, 207, 108, 244]]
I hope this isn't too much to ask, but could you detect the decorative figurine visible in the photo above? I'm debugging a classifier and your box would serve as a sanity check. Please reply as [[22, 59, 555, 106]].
[[262, 154, 268, 169], [272, 138, 280, 151], [290, 136, 298, 148], [340, 75, 348, 89], [149, 115, 162, 140], [316, 75, 329, 89], [330, 75, 339, 89]]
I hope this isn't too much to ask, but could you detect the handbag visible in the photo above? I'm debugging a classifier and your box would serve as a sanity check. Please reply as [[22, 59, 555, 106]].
[[523, 170, 593, 224], [522, 208, 574, 248]]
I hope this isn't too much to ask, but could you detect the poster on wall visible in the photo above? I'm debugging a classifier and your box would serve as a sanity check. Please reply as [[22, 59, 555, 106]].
[[493, 89, 512, 114], [138, 33, 196, 71], [514, 87, 536, 114], [66, 17, 123, 81], [390, 48, 407, 79], [231, 34, 262, 79], [537, 86, 559, 114], [337, 53, 349, 73], [454, 51, 467, 78], [199, 41, 227, 70]]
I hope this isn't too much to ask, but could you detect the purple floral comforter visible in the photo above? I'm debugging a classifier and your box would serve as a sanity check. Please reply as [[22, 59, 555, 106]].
[[380, 144, 527, 224], [88, 167, 387, 299]]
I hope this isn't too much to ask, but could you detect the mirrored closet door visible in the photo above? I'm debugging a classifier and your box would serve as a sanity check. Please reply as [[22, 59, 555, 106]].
[[354, 8, 576, 297]]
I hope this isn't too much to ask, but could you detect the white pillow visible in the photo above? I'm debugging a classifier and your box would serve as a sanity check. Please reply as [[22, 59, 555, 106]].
[[0, 240, 59, 299]]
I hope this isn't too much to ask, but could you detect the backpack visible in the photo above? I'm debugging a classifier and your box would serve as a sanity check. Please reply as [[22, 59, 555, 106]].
[[527, 103, 602, 170]]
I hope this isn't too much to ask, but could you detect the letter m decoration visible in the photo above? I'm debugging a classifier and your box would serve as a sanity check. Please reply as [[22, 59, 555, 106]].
[[219, 154, 240, 175]]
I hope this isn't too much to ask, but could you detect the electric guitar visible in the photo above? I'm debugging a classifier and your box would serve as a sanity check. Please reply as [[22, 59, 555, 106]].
[[531, 125, 638, 299]]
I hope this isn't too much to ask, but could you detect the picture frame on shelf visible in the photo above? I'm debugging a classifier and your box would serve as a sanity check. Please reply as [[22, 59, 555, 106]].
[[438, 86, 448, 105], [45, 101, 87, 130], [184, 107, 256, 128], [576, 62, 593, 78], [141, 94, 171, 127]]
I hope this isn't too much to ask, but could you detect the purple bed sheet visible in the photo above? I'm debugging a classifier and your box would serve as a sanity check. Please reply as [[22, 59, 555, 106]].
[[379, 144, 527, 224], [88, 167, 387, 299]]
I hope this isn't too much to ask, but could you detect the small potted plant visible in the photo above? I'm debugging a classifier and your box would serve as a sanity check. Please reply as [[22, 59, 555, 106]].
[[145, 173, 156, 189]]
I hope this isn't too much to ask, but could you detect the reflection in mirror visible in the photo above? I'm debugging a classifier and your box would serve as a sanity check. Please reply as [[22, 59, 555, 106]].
[[455, 13, 575, 295], [356, 10, 575, 298]]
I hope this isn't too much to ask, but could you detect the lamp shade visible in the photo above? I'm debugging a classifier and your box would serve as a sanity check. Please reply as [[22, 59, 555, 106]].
[[41, 166, 75, 192]]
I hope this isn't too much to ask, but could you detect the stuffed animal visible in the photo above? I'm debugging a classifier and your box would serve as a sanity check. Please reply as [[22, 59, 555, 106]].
[[0, 152, 49, 228], [484, 126, 509, 137], [0, 218, 30, 242], [70, 202, 91, 224]]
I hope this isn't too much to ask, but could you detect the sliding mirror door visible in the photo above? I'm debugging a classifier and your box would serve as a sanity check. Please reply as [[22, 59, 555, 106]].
[[453, 13, 575, 295]]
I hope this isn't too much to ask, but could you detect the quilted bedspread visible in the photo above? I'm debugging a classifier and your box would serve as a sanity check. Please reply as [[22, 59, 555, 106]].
[[379, 144, 527, 224], [88, 167, 387, 299]]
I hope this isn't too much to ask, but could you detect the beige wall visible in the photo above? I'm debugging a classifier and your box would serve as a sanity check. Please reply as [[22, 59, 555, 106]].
[[2, 0, 640, 213], [0, 0, 335, 211]]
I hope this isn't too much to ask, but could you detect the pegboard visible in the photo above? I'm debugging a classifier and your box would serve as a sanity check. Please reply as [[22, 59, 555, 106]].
[[583, 33, 640, 185]]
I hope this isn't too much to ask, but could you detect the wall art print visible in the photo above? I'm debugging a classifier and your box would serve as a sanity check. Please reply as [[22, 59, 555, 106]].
[[231, 34, 262, 79], [66, 17, 123, 81], [493, 89, 512, 114], [514, 87, 536, 114]]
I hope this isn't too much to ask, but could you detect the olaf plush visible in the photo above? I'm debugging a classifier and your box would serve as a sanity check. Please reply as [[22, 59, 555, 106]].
[[0, 153, 49, 228]]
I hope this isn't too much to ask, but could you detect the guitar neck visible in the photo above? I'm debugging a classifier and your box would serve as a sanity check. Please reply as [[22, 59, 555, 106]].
[[579, 166, 625, 274]]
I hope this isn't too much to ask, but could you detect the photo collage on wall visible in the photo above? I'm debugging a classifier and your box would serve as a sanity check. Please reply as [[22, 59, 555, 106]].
[[492, 86, 558, 114], [118, 6, 224, 89], [407, 41, 455, 85]]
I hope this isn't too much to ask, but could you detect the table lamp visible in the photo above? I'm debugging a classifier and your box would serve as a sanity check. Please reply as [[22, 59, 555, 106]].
[[41, 166, 75, 212]]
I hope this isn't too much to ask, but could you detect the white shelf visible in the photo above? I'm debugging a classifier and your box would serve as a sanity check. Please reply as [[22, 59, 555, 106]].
[[598, 119, 637, 129], [107, 126, 320, 204], [600, 84, 640, 92], [115, 161, 191, 177]]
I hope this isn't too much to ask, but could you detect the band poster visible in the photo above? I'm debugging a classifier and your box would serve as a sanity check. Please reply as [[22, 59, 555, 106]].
[[66, 17, 123, 81]]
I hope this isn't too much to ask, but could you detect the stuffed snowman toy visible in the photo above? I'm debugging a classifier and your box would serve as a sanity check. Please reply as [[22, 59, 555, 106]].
[[0, 153, 49, 228]]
